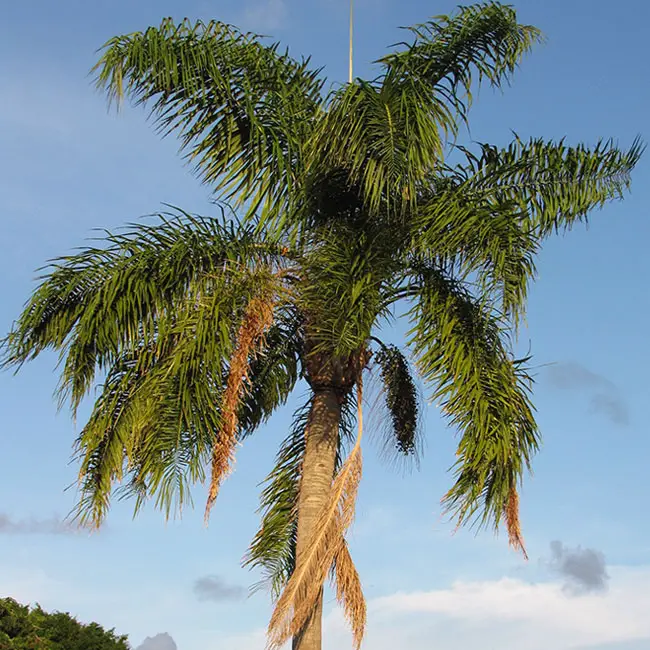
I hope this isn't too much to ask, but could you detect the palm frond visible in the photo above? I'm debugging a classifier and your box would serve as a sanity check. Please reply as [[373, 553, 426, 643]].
[[237, 311, 301, 439], [300, 225, 395, 357], [504, 486, 528, 559], [407, 263, 539, 538], [310, 4, 541, 223], [453, 135, 644, 237], [93, 19, 325, 222], [311, 80, 442, 220], [205, 294, 275, 522], [332, 540, 366, 650], [411, 175, 539, 325], [244, 399, 310, 598], [72, 339, 221, 527], [410, 135, 642, 326], [1, 210, 286, 413], [379, 3, 542, 126], [267, 382, 364, 649], [245, 390, 358, 598], [1, 211, 293, 528], [267, 447, 361, 648]]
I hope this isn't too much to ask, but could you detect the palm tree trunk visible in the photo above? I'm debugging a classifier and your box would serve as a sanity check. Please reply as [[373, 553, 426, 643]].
[[292, 388, 342, 650]]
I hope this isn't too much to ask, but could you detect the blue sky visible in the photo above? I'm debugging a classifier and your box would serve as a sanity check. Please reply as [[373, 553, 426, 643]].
[[0, 1, 649, 648]]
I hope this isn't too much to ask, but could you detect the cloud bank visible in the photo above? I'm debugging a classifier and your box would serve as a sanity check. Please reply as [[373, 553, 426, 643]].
[[225, 565, 650, 650], [3, 558, 647, 650]]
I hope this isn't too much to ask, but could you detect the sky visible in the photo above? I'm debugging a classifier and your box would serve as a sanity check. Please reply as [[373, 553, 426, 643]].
[[0, 0, 649, 649]]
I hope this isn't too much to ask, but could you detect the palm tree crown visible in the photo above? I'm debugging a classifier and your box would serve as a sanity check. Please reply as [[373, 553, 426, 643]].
[[2, 4, 642, 649]]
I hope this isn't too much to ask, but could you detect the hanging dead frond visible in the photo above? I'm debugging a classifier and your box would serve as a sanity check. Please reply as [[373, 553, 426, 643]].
[[505, 486, 528, 560], [205, 296, 274, 523], [267, 376, 364, 649], [332, 539, 366, 650], [267, 443, 362, 647]]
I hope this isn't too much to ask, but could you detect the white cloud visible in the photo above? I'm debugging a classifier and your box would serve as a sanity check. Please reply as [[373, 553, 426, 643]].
[[3, 562, 648, 650], [225, 566, 650, 650]]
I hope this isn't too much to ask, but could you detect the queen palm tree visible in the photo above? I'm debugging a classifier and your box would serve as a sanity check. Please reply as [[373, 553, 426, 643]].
[[1, 4, 642, 650]]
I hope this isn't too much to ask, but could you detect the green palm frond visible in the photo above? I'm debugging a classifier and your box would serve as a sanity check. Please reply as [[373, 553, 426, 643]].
[[74, 345, 221, 526], [379, 3, 542, 125], [410, 134, 642, 325], [372, 343, 422, 460], [311, 79, 440, 220], [411, 177, 539, 326], [307, 4, 541, 225], [245, 399, 309, 598], [2, 210, 285, 411], [245, 391, 357, 598], [2, 211, 293, 526], [453, 135, 644, 237], [93, 19, 325, 221], [407, 264, 539, 531], [73, 291, 298, 528], [300, 225, 396, 357], [70, 279, 267, 526]]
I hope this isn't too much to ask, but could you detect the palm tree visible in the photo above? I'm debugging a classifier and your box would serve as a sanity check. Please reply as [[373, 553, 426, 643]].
[[1, 4, 642, 650]]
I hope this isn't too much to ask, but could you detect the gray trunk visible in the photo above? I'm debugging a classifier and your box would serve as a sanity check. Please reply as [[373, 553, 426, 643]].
[[291, 388, 341, 650]]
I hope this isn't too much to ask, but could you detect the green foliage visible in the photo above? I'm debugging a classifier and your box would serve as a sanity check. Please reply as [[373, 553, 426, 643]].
[[455, 135, 644, 237], [314, 2, 542, 222], [245, 393, 357, 598], [299, 223, 399, 357], [93, 19, 324, 224], [0, 0, 643, 617], [245, 399, 309, 598], [379, 3, 542, 110], [2, 210, 292, 527], [0, 598, 129, 650], [408, 264, 539, 529]]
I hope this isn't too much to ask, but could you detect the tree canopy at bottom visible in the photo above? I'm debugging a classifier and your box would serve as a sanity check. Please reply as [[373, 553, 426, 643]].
[[0, 597, 130, 650]]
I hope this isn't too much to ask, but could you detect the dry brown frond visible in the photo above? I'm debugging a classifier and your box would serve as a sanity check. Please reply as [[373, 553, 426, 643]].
[[267, 444, 362, 647], [505, 486, 529, 560], [204, 296, 274, 523], [267, 377, 365, 649], [333, 539, 366, 650]]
